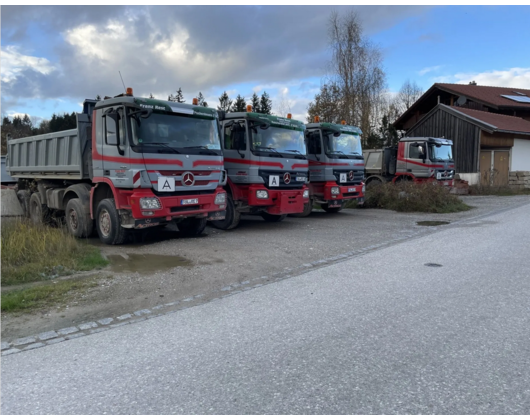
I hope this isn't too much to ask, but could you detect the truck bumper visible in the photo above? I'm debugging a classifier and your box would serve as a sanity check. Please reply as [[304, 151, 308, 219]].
[[247, 185, 309, 215], [128, 187, 227, 223], [312, 181, 365, 201]]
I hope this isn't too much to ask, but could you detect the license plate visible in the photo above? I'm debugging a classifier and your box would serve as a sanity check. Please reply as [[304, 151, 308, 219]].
[[348, 187, 357, 192], [296, 176, 307, 182], [444, 181, 449, 186], [181, 198, 199, 205]]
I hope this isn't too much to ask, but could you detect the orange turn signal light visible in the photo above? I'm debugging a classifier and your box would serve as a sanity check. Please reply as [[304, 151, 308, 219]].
[[341, 120, 346, 125], [192, 98, 198, 105], [126, 87, 133, 96], [246, 105, 252, 112], [314, 116, 320, 123], [287, 113, 292, 119]]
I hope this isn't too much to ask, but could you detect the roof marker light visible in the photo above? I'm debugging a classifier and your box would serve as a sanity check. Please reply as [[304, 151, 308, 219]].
[[341, 120, 346, 125], [287, 113, 292, 119], [246, 105, 252, 112], [314, 116, 320, 123], [192, 98, 198, 105], [126, 87, 133, 96]]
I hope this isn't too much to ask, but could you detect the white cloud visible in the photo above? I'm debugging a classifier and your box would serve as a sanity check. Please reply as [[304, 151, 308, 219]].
[[418, 65, 441, 76], [1, 46, 56, 83], [453, 67, 530, 88]]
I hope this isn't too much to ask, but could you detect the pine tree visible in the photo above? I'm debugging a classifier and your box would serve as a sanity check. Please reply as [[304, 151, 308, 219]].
[[168, 87, 185, 103], [95, 95, 102, 100], [196, 92, 207, 107], [251, 93, 261, 113], [149, 93, 155, 99], [231, 94, 247, 112], [217, 91, 233, 112], [259, 91, 272, 115]]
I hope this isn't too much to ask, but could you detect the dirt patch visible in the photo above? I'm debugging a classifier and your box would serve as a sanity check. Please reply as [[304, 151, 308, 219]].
[[416, 221, 450, 226], [106, 253, 191, 274]]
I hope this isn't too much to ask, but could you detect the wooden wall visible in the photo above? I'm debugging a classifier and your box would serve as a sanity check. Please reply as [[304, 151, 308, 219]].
[[480, 131, 515, 148], [406, 108, 481, 173]]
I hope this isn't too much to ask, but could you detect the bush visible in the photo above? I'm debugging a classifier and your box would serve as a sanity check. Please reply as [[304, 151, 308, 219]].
[[1, 220, 108, 286], [363, 182, 471, 213]]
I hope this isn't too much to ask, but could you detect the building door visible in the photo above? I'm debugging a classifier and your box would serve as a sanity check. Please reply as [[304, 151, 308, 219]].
[[480, 150, 492, 185], [493, 151, 509, 186], [480, 150, 510, 186]]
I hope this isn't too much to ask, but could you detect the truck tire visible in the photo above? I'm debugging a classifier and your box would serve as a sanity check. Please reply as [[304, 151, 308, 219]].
[[65, 198, 93, 238], [210, 195, 240, 230], [321, 203, 344, 213], [177, 217, 207, 236], [261, 213, 286, 222], [29, 192, 51, 225], [95, 198, 127, 245], [17, 190, 31, 218], [290, 199, 313, 218]]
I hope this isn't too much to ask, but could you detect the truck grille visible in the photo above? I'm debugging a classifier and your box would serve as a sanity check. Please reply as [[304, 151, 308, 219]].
[[332, 169, 364, 185]]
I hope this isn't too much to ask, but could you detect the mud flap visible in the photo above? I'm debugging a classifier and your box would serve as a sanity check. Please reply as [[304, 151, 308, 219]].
[[327, 199, 343, 208]]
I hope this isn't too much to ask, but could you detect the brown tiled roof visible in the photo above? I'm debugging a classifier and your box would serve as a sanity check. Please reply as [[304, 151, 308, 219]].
[[450, 106, 530, 134], [436, 83, 530, 108]]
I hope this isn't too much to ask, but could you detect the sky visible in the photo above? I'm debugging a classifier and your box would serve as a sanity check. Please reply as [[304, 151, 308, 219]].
[[2, 4, 530, 124]]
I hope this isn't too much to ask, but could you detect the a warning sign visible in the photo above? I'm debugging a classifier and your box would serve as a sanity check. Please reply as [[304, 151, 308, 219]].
[[269, 175, 280, 187], [158, 176, 175, 192]]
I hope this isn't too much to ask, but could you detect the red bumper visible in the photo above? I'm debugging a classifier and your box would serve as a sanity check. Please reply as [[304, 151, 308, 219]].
[[126, 187, 226, 220], [310, 181, 365, 201], [247, 185, 309, 215]]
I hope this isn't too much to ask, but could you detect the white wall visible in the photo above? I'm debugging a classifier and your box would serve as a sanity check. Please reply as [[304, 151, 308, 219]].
[[511, 139, 530, 171], [457, 173, 480, 185]]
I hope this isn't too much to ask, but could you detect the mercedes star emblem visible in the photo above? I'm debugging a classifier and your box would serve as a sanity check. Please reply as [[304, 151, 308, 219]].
[[283, 173, 291, 184], [182, 172, 195, 186]]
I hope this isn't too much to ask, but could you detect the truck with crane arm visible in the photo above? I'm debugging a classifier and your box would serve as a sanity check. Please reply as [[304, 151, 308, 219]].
[[6, 89, 228, 244]]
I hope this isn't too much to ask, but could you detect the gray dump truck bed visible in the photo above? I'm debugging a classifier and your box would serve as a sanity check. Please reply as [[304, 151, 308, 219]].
[[363, 149, 384, 174], [6, 113, 92, 180]]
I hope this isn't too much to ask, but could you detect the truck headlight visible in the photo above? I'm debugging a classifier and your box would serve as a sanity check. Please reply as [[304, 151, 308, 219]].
[[256, 190, 269, 199], [331, 187, 340, 195], [139, 197, 161, 209], [303, 189, 309, 198], [214, 192, 226, 205]]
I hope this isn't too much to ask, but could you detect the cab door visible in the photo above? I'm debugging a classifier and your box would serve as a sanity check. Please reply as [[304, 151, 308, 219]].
[[306, 130, 325, 182], [407, 141, 429, 178], [222, 120, 249, 184]]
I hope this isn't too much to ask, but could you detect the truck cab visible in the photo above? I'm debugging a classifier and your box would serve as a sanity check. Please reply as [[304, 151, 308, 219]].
[[211, 106, 309, 230], [395, 137, 455, 186], [299, 117, 365, 216]]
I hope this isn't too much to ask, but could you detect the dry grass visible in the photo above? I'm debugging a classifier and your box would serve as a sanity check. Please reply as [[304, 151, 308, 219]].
[[1, 219, 108, 286]]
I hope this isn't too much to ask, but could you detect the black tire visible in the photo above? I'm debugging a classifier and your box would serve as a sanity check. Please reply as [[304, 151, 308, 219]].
[[290, 199, 313, 217], [210, 195, 240, 230], [95, 198, 127, 245], [261, 213, 286, 222], [17, 190, 31, 218], [65, 198, 93, 238], [29, 192, 51, 225], [321, 203, 343, 213], [177, 217, 207, 236]]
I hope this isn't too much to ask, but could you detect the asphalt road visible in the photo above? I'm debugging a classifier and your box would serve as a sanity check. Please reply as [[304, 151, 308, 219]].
[[2, 200, 529, 414]]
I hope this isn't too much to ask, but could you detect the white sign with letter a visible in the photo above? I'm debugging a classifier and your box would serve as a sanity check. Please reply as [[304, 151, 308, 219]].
[[158, 176, 175, 192], [269, 175, 279, 187], [340, 173, 347, 183]]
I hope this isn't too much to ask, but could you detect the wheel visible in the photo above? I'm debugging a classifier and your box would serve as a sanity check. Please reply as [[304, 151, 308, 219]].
[[261, 213, 286, 222], [65, 198, 93, 238], [290, 199, 313, 217], [321, 203, 344, 213], [177, 217, 207, 236], [29, 192, 51, 225], [16, 190, 31, 218], [210, 195, 240, 230], [95, 198, 127, 245]]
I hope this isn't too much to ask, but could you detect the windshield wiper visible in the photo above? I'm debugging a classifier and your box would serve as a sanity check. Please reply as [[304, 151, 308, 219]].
[[255, 146, 283, 157], [285, 149, 307, 159], [143, 142, 181, 154], [180, 145, 220, 155], [328, 150, 349, 159]]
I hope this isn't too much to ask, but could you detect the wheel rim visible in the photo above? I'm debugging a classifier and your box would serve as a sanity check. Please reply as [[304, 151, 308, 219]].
[[68, 208, 78, 231], [99, 209, 111, 237]]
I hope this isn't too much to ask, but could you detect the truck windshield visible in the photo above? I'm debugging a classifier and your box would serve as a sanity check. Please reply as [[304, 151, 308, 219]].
[[130, 112, 221, 154], [325, 132, 363, 158], [428, 143, 453, 161], [250, 126, 307, 157]]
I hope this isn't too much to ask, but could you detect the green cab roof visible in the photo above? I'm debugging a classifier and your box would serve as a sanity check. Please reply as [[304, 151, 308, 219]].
[[307, 121, 362, 135], [134, 98, 218, 119], [226, 111, 306, 131]]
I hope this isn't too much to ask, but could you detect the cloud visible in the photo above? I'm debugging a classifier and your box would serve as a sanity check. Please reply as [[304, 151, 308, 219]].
[[418, 65, 441, 76], [1, 46, 56, 83], [453, 67, 530, 88]]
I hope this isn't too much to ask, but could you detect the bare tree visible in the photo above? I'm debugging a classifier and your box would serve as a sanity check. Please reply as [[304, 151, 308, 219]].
[[395, 79, 423, 114], [315, 10, 386, 144], [275, 89, 293, 117]]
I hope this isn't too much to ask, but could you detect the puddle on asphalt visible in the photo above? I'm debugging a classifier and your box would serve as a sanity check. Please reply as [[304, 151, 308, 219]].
[[106, 253, 192, 274], [416, 221, 450, 226]]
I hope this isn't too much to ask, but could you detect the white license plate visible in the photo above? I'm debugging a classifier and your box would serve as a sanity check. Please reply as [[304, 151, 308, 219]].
[[348, 187, 357, 192], [296, 176, 307, 182], [181, 198, 199, 205], [443, 181, 449, 186]]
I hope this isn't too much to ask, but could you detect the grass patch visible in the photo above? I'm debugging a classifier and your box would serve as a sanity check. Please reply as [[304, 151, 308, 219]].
[[1, 278, 98, 313], [1, 220, 108, 286], [362, 182, 471, 213], [469, 185, 530, 196]]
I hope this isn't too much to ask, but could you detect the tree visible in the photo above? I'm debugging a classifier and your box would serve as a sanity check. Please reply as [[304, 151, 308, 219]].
[[251, 92, 261, 113], [232, 94, 247, 112], [217, 91, 233, 112], [469, 80, 477, 86], [307, 82, 343, 124], [149, 93, 155, 99], [168, 87, 185, 103], [95, 95, 102, 100], [275, 89, 293, 117], [395, 79, 423, 114], [196, 92, 207, 107], [259, 91, 273, 115], [310, 10, 386, 144]]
